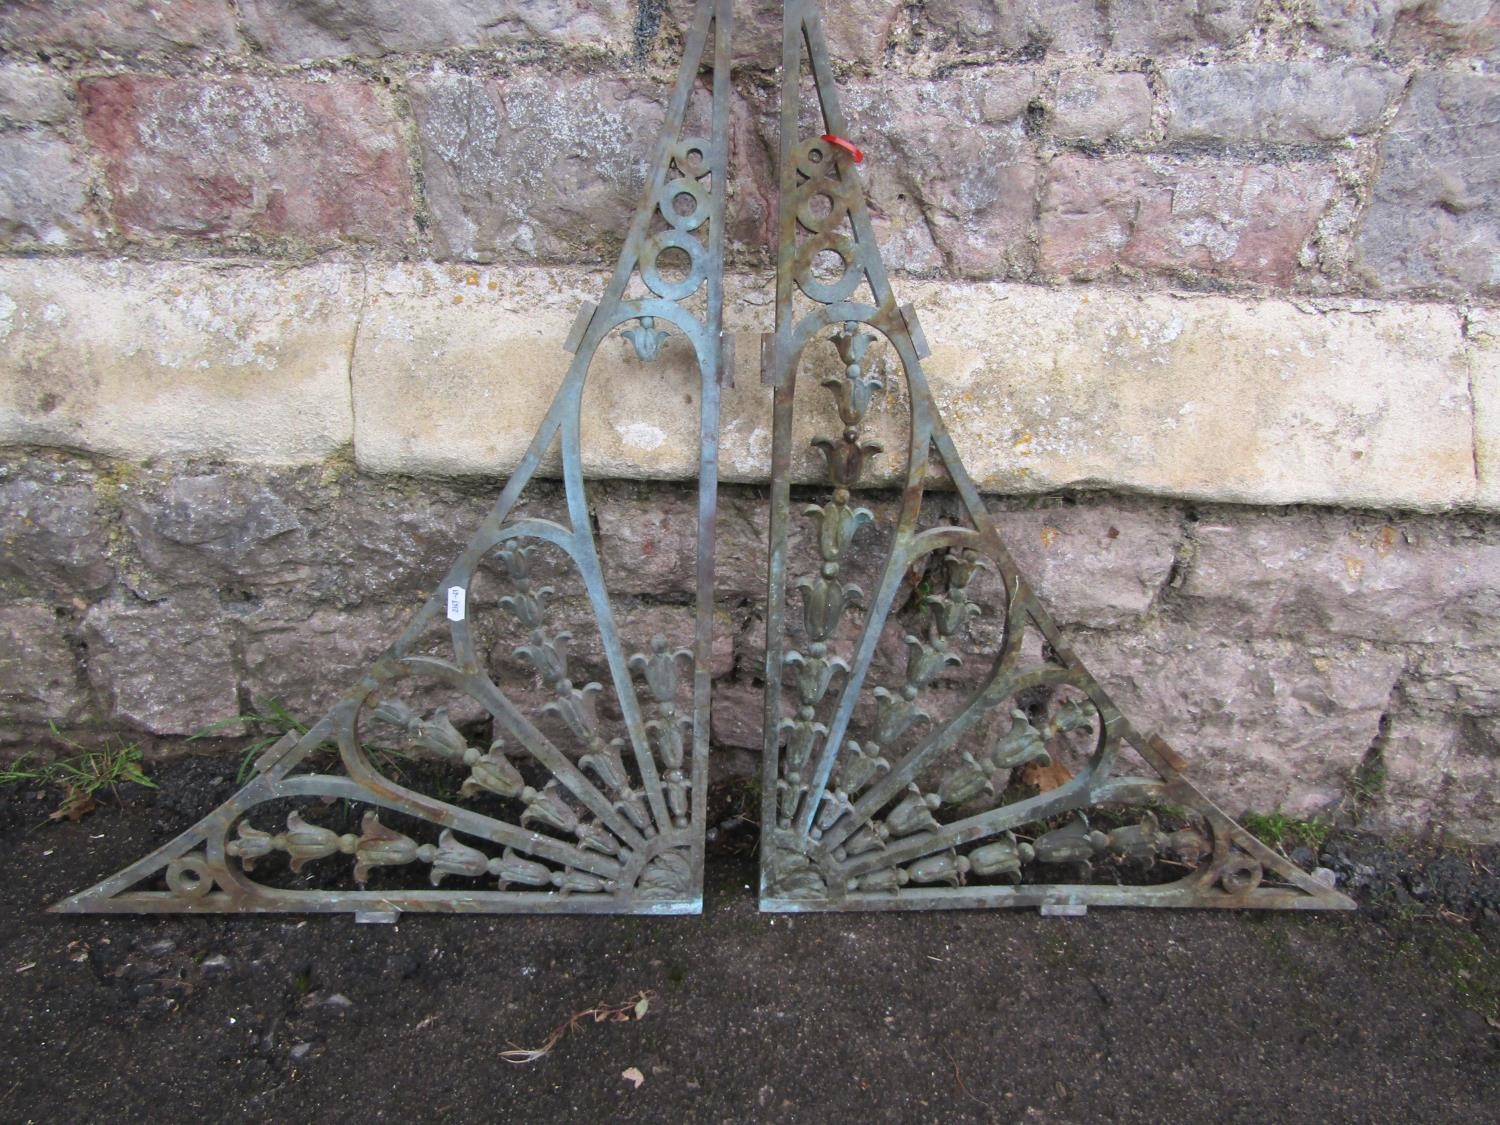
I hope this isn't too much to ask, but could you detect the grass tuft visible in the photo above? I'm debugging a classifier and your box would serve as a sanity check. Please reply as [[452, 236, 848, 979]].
[[191, 700, 309, 782], [1, 726, 157, 821], [1242, 811, 1332, 852]]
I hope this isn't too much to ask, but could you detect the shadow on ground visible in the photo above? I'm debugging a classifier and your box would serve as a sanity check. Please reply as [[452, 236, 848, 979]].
[[1, 756, 1496, 1123]]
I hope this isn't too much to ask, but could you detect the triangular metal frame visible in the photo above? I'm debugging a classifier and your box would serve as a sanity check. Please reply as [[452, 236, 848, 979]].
[[54, 0, 735, 917], [756, 0, 1353, 913], [55, 0, 1352, 919]]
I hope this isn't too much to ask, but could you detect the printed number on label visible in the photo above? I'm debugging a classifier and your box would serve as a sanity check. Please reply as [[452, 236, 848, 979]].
[[446, 586, 466, 622]]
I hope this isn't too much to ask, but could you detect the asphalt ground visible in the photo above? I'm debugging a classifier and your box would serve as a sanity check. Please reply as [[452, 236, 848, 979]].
[[1, 755, 1496, 1124]]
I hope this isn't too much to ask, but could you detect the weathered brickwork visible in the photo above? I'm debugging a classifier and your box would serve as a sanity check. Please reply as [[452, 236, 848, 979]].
[[0, 0, 1486, 297], [1037, 155, 1337, 287], [238, 0, 638, 61], [1, 452, 1495, 838], [1353, 70, 1500, 299], [410, 71, 670, 262], [0, 133, 98, 250], [0, 2, 1497, 840], [0, 0, 241, 57], [82, 76, 415, 247]]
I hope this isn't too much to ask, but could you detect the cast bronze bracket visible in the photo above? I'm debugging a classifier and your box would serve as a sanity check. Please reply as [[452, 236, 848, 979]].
[[55, 0, 1352, 917], [756, 0, 1350, 913]]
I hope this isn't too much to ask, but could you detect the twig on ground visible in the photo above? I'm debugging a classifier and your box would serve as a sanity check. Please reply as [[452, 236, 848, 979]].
[[1437, 905, 1473, 926], [943, 1043, 994, 1111], [500, 990, 655, 1066]]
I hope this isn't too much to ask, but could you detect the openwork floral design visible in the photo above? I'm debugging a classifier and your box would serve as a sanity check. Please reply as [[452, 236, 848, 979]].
[[54, 0, 735, 917], [758, 0, 1352, 913], [56, 0, 1349, 919]]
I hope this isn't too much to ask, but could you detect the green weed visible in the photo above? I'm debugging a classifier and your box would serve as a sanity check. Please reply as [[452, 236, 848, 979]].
[[191, 700, 309, 782], [0, 728, 157, 821], [1242, 811, 1331, 852]]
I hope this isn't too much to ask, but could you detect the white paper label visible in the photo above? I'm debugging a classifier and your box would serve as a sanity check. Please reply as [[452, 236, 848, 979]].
[[446, 586, 466, 622]]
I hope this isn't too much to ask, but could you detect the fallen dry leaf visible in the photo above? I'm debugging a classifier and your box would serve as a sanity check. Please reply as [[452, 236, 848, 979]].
[[500, 990, 657, 1066], [1019, 757, 1074, 793], [621, 1067, 645, 1089], [50, 792, 97, 822]]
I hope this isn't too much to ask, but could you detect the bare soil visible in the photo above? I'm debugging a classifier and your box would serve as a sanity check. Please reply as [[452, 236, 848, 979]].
[[1, 754, 1497, 1124]]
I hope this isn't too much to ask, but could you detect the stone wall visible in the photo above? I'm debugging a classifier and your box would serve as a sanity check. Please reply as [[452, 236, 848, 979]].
[[0, 1, 1497, 840]]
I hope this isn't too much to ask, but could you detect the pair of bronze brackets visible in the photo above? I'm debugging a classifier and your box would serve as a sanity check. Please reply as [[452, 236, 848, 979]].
[[54, 0, 1353, 917]]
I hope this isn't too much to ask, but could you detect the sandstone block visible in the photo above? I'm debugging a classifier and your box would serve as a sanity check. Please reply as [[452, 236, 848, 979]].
[[411, 71, 670, 263], [0, 134, 97, 250], [352, 262, 717, 478], [709, 678, 763, 752], [1165, 62, 1401, 145], [1391, 0, 1500, 57], [919, 283, 1475, 507], [352, 264, 1479, 511], [116, 462, 501, 605], [733, 73, 1042, 277], [598, 483, 771, 603], [83, 593, 238, 735], [1072, 625, 1404, 817], [241, 603, 394, 719], [1052, 73, 1153, 145], [1376, 713, 1499, 842], [839, 76, 1040, 279], [922, 0, 1108, 54], [981, 502, 1182, 628], [1179, 511, 1500, 645], [0, 464, 115, 599], [1106, 0, 1262, 53], [1406, 645, 1500, 716], [1038, 154, 1335, 286], [596, 486, 700, 598], [82, 76, 412, 246], [662, 0, 904, 72], [711, 487, 773, 600], [120, 471, 314, 594], [242, 596, 495, 728], [1473, 310, 1500, 508], [0, 66, 73, 126], [1309, 0, 1402, 50], [0, 603, 86, 723], [0, 0, 240, 56], [0, 259, 360, 464], [240, 0, 634, 60], [1353, 72, 1500, 299], [312, 475, 499, 605]]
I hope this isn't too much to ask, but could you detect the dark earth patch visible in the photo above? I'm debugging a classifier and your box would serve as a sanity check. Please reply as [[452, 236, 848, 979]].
[[1, 754, 1496, 1123]]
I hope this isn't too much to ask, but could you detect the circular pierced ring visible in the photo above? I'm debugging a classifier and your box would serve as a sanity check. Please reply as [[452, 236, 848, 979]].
[[167, 854, 214, 899], [658, 176, 708, 231], [793, 232, 863, 305], [671, 137, 713, 179], [793, 177, 849, 235], [641, 230, 707, 301], [795, 137, 837, 181]]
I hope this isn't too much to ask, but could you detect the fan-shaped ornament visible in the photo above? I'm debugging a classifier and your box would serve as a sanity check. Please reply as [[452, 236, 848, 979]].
[[755, 0, 1353, 914], [53, 0, 736, 918]]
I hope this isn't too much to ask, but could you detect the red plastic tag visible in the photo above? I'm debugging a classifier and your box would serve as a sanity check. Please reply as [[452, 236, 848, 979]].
[[820, 133, 864, 164]]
